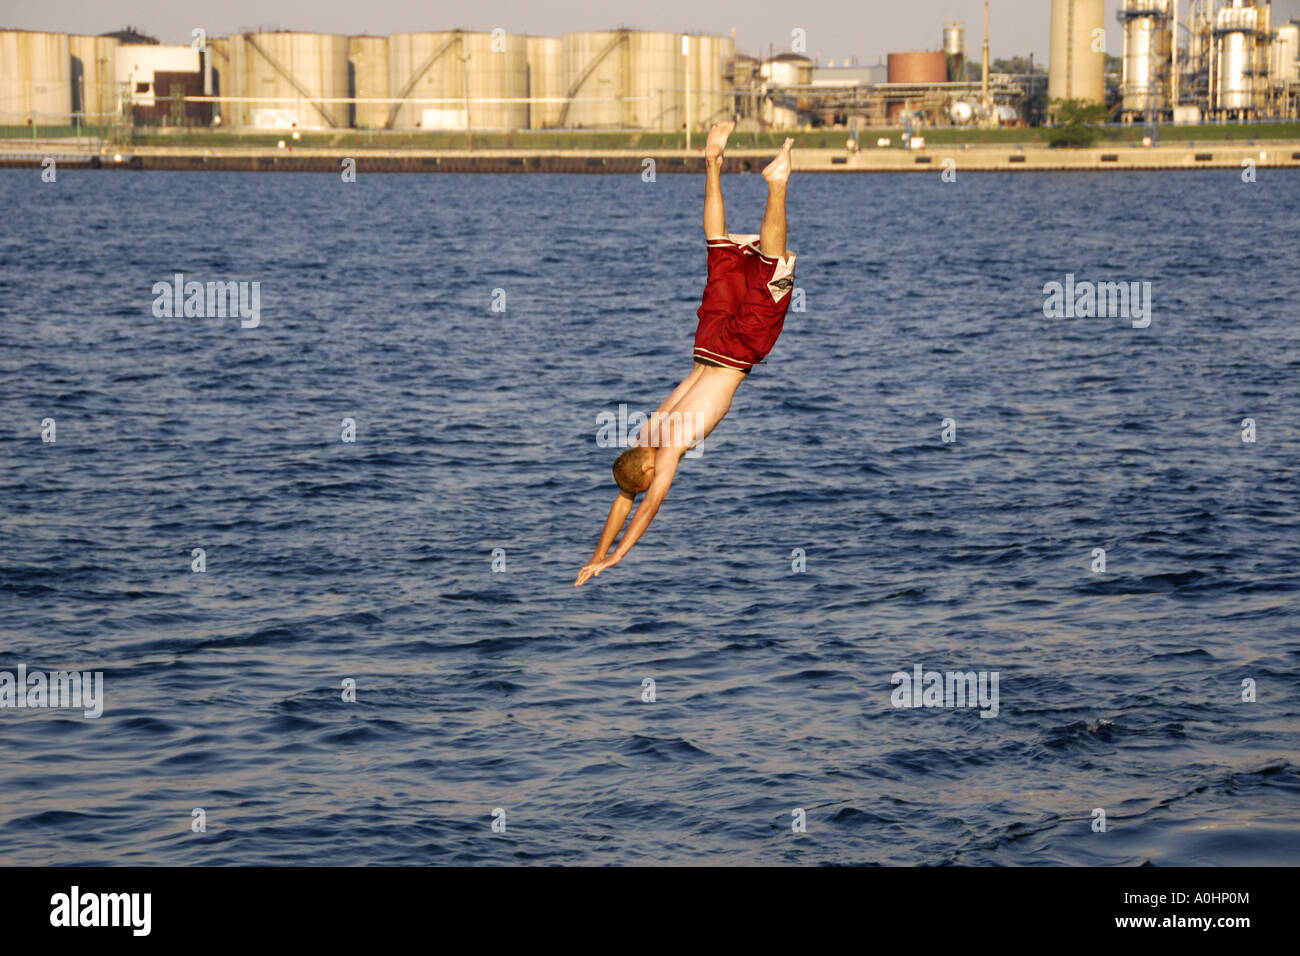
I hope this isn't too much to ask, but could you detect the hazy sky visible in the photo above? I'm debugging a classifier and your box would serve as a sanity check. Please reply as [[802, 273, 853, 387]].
[[6, 0, 1300, 64]]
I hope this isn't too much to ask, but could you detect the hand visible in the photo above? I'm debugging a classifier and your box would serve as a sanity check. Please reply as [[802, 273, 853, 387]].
[[574, 551, 622, 587]]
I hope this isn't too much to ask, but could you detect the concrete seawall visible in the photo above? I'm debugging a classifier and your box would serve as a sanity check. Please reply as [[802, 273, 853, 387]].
[[4, 142, 1299, 173]]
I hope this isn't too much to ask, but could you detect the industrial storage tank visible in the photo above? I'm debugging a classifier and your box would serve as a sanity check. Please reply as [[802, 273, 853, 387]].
[[70, 35, 120, 126], [883, 52, 947, 124], [387, 31, 527, 131], [561, 31, 627, 128], [388, 32, 461, 129], [943, 22, 966, 81], [561, 30, 682, 129], [348, 36, 389, 129], [685, 34, 735, 130], [943, 23, 965, 57], [761, 53, 812, 87], [949, 100, 976, 124], [526, 35, 563, 128], [228, 32, 349, 129], [1213, 0, 1268, 115], [464, 32, 527, 130], [1119, 0, 1174, 119], [0, 30, 73, 126], [625, 31, 680, 129], [1049, 0, 1106, 105], [1273, 23, 1300, 86], [208, 35, 230, 124], [886, 51, 949, 84], [760, 52, 813, 129]]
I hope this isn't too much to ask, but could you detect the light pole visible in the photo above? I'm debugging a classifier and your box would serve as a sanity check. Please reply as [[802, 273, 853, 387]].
[[683, 35, 692, 152], [982, 0, 992, 125], [459, 34, 472, 152]]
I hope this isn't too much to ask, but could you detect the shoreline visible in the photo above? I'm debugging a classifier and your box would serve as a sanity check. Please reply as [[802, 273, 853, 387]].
[[4, 142, 1300, 173]]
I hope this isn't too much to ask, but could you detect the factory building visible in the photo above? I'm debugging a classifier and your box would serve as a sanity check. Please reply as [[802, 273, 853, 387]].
[[803, 15, 1040, 132], [0, 21, 1038, 134], [759, 52, 812, 129], [0, 25, 739, 132], [115, 42, 209, 126], [5, 6, 1294, 134], [1114, 0, 1299, 122]]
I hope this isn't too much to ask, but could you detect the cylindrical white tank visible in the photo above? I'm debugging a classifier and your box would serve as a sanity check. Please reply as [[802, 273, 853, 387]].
[[526, 35, 563, 128], [944, 23, 966, 57], [1049, 0, 1106, 104], [761, 53, 813, 130], [229, 32, 349, 129], [0, 30, 73, 126], [627, 31, 682, 130], [562, 31, 630, 128], [348, 36, 389, 129], [1272, 23, 1299, 85], [1215, 2, 1262, 113], [388, 32, 526, 130], [69, 35, 119, 126], [388, 32, 460, 129], [458, 32, 527, 130], [684, 34, 735, 131], [208, 36, 230, 124], [1120, 0, 1173, 117]]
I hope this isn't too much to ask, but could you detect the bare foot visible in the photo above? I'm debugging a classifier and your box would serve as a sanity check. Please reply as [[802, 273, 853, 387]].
[[705, 121, 735, 162], [762, 138, 794, 183]]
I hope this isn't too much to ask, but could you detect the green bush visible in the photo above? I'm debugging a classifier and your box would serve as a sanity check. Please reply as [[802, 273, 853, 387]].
[[1048, 98, 1111, 149]]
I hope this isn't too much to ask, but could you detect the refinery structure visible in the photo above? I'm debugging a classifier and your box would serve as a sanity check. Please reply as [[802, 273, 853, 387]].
[[1, 3, 1298, 135], [1113, 0, 1300, 122]]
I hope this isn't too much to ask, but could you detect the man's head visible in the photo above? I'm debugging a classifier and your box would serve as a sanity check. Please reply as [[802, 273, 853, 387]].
[[612, 445, 655, 497]]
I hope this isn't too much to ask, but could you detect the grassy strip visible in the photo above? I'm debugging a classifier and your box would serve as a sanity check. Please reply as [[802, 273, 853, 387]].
[[6, 123, 1300, 149]]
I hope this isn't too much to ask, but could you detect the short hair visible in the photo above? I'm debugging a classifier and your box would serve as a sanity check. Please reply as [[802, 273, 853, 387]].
[[612, 445, 653, 496]]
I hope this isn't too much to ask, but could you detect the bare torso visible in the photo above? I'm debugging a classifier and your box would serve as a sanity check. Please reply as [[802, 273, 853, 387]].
[[642, 361, 747, 457]]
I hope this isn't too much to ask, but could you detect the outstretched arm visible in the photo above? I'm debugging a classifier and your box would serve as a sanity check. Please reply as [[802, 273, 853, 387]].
[[592, 493, 632, 562], [613, 447, 680, 559], [575, 492, 632, 586], [574, 448, 682, 587]]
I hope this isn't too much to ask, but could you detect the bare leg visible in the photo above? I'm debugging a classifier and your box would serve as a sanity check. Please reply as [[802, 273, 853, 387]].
[[704, 121, 734, 238], [760, 138, 793, 258]]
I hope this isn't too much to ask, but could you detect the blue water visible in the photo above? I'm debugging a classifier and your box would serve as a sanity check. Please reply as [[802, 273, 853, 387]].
[[1, 167, 1298, 866]]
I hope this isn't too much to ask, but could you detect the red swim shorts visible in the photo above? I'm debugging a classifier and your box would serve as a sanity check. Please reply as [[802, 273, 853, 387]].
[[693, 233, 797, 373]]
